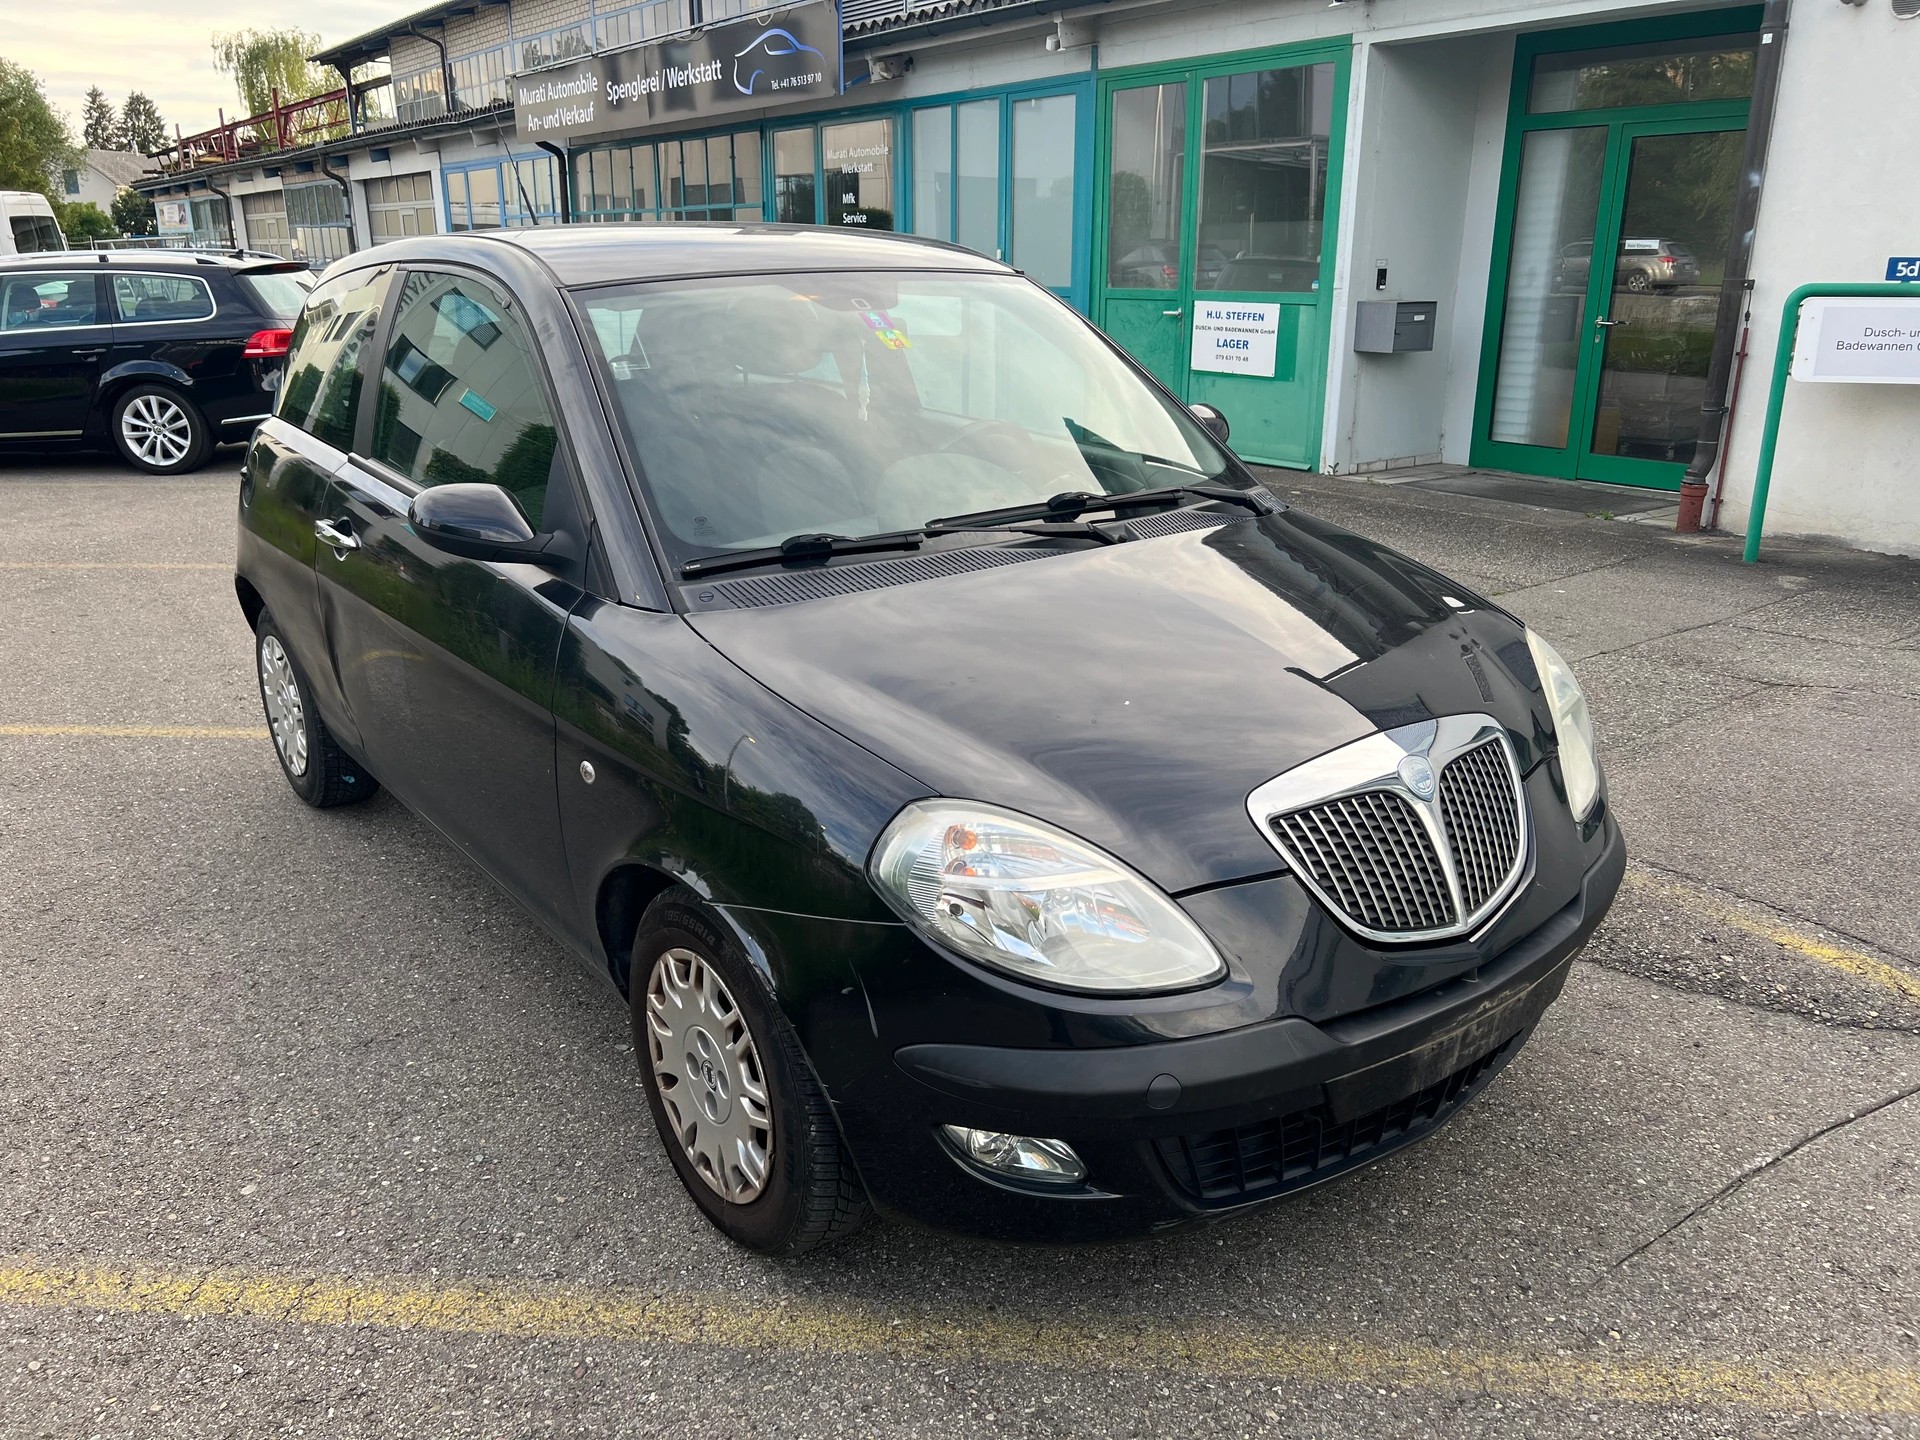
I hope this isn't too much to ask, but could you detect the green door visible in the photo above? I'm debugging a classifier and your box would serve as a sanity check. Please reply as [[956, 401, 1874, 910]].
[[1095, 42, 1348, 469], [1472, 13, 1759, 489]]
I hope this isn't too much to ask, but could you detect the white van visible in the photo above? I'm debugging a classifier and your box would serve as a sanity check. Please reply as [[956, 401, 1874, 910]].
[[0, 192, 67, 256]]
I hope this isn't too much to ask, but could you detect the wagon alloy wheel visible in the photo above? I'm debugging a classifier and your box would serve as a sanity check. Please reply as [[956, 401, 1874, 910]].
[[258, 633, 308, 777], [120, 392, 194, 468], [645, 947, 774, 1203]]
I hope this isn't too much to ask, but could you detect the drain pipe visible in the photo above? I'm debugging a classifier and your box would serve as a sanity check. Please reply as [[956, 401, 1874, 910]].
[[1675, 0, 1791, 533], [535, 141, 572, 222], [319, 152, 357, 254], [411, 24, 458, 112]]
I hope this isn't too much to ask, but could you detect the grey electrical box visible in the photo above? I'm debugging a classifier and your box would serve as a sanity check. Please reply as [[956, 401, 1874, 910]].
[[1356, 300, 1438, 353]]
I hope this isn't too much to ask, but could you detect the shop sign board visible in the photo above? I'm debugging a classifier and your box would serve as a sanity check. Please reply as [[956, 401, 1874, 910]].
[[1190, 301, 1282, 378], [1791, 297, 1920, 385], [512, 0, 842, 144], [154, 200, 190, 235]]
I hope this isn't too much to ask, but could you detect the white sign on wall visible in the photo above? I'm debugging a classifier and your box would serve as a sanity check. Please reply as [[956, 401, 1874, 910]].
[[1791, 298, 1920, 385], [154, 200, 190, 235], [1190, 301, 1282, 378]]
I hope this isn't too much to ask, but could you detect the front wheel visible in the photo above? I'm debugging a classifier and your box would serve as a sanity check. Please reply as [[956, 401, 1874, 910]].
[[632, 891, 870, 1255], [110, 384, 211, 475]]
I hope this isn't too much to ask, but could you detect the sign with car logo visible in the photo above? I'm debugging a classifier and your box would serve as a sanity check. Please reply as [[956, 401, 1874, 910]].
[[512, 0, 842, 143]]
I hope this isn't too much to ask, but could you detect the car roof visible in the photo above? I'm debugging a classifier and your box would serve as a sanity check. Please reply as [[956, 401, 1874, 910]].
[[0, 250, 299, 273], [330, 224, 1014, 289]]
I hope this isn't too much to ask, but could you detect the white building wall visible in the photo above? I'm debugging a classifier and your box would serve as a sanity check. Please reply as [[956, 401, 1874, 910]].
[[1715, 1, 1920, 556]]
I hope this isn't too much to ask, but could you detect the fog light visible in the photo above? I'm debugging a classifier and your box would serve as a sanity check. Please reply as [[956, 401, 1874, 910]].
[[940, 1126, 1086, 1185]]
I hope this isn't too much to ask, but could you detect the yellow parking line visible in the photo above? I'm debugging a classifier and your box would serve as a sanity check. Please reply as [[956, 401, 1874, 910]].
[[0, 562, 228, 571], [0, 724, 267, 740], [1624, 866, 1920, 1003], [0, 1254, 1914, 1414]]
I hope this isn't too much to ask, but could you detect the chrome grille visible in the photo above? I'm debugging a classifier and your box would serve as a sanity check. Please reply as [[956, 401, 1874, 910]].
[[1269, 792, 1453, 934], [1439, 738, 1524, 915], [1252, 714, 1530, 943]]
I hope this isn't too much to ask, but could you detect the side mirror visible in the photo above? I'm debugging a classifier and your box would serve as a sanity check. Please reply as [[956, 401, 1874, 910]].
[[1189, 402, 1231, 445], [409, 483, 564, 566]]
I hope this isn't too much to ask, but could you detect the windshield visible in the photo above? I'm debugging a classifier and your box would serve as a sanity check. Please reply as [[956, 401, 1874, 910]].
[[575, 271, 1232, 562], [238, 269, 316, 321]]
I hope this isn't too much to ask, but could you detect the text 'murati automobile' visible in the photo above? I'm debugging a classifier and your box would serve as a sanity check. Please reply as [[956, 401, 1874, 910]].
[[237, 225, 1624, 1255]]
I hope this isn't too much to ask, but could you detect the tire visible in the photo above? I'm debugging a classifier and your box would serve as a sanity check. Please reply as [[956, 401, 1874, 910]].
[[1624, 270, 1653, 294], [253, 609, 380, 809], [110, 384, 211, 475], [631, 890, 870, 1256]]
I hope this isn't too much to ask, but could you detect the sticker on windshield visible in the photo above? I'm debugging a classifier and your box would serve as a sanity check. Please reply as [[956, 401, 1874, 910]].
[[861, 310, 911, 350], [458, 388, 498, 422]]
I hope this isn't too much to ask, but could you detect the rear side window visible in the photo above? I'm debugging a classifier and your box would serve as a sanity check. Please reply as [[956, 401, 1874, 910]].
[[110, 274, 215, 323], [8, 214, 65, 253], [277, 266, 392, 451], [237, 270, 315, 321], [0, 273, 101, 330], [370, 270, 559, 529]]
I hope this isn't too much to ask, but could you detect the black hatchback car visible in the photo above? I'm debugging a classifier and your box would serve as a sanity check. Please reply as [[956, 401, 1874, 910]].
[[0, 250, 311, 474], [238, 226, 1624, 1254]]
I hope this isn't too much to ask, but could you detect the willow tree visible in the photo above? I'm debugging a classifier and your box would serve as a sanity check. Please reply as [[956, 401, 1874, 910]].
[[211, 28, 331, 118]]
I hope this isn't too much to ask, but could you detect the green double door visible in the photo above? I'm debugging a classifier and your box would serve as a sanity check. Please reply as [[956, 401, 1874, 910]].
[[1473, 20, 1758, 489], [1094, 42, 1348, 469]]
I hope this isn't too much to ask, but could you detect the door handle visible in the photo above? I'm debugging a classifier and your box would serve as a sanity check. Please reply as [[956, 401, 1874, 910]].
[[1163, 308, 1185, 318], [72, 347, 108, 357], [314, 518, 359, 553], [1594, 316, 1625, 328]]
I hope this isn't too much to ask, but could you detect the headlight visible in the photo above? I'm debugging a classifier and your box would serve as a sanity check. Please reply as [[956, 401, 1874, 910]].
[[1525, 629, 1601, 822], [868, 799, 1226, 994]]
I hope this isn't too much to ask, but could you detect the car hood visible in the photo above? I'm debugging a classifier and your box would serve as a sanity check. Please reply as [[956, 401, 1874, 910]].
[[687, 510, 1544, 893]]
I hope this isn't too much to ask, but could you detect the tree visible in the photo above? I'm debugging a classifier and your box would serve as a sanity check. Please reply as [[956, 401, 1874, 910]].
[[55, 200, 116, 243], [81, 86, 118, 149], [119, 92, 167, 154], [111, 187, 156, 237], [0, 59, 77, 197], [212, 28, 331, 118]]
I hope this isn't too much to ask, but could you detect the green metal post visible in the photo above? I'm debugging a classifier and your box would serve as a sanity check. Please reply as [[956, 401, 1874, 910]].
[[1744, 281, 1920, 562]]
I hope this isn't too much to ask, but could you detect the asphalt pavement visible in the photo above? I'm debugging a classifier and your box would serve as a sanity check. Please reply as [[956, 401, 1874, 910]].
[[1, 452, 1917, 1439]]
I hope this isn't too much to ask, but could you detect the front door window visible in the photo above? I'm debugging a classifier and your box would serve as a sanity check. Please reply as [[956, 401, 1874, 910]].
[[821, 119, 895, 230], [1107, 82, 1186, 290]]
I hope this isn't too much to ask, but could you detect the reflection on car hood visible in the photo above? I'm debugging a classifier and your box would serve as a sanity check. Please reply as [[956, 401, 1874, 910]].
[[688, 510, 1542, 892]]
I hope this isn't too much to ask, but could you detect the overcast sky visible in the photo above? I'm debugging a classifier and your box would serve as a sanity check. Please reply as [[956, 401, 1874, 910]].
[[9, 0, 401, 144]]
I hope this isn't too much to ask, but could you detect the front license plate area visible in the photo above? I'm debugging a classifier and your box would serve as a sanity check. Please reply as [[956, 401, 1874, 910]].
[[1322, 968, 1563, 1124]]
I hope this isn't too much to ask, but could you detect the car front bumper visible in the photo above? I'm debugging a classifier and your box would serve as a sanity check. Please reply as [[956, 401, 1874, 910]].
[[832, 810, 1625, 1242]]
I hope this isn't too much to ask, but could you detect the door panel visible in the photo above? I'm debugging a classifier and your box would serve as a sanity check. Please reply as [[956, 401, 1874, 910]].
[[1103, 81, 1190, 394], [0, 271, 110, 438], [1581, 126, 1744, 481], [317, 458, 582, 941]]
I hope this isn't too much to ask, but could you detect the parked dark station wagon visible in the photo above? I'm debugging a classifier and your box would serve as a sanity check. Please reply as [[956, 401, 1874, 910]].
[[0, 250, 311, 474], [237, 225, 1624, 1254]]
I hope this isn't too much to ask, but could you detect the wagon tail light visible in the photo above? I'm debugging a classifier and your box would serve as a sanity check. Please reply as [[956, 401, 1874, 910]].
[[243, 328, 293, 358]]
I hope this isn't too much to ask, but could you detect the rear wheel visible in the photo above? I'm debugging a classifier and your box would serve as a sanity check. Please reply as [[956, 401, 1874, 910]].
[[254, 610, 379, 808], [632, 891, 870, 1255], [111, 384, 211, 475]]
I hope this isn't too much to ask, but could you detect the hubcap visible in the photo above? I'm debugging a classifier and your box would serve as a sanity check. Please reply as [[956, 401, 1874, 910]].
[[645, 947, 773, 1203], [121, 393, 193, 467], [258, 635, 309, 777]]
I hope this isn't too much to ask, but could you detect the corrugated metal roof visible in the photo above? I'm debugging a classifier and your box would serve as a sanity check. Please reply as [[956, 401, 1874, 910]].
[[840, 0, 1026, 36]]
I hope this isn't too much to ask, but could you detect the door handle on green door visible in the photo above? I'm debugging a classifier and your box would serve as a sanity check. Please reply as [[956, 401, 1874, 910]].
[[1163, 308, 1184, 318], [1594, 316, 1626, 328]]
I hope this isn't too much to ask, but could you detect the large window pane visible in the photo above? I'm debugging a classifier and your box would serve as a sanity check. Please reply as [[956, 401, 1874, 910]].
[[1010, 94, 1075, 291], [1107, 83, 1185, 289], [735, 131, 762, 207], [955, 100, 999, 260], [774, 128, 815, 224], [1488, 126, 1607, 448], [911, 107, 952, 242], [1194, 64, 1333, 292], [1530, 35, 1756, 113], [823, 119, 894, 230], [1589, 128, 1742, 463]]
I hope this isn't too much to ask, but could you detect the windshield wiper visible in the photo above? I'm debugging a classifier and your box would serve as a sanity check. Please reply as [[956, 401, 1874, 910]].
[[680, 529, 929, 580], [926, 483, 1275, 534]]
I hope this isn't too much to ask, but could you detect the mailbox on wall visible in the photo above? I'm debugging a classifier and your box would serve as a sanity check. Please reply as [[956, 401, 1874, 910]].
[[1355, 300, 1437, 353]]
